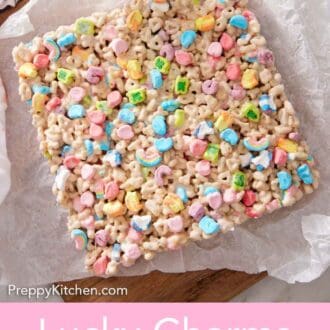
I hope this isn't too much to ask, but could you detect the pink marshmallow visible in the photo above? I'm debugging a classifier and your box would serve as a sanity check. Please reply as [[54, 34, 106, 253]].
[[95, 229, 110, 247], [69, 87, 85, 103], [125, 244, 141, 260], [220, 32, 235, 51], [104, 181, 120, 200], [73, 196, 85, 212], [46, 97, 61, 112], [92, 179, 105, 195], [246, 207, 263, 219], [33, 53, 49, 69], [86, 66, 104, 84], [102, 24, 118, 41], [189, 139, 207, 157], [231, 84, 246, 100], [273, 147, 288, 166], [242, 190, 256, 207], [175, 50, 193, 66], [207, 192, 222, 210], [266, 199, 281, 213], [160, 44, 175, 61], [81, 216, 95, 230], [223, 188, 237, 204], [117, 125, 134, 140], [195, 160, 211, 176], [202, 80, 218, 95], [288, 132, 300, 141], [167, 216, 184, 233], [110, 38, 129, 56], [208, 55, 221, 69], [207, 42, 223, 57], [167, 237, 181, 250], [93, 256, 109, 275], [188, 202, 205, 220], [63, 155, 80, 169], [154, 165, 172, 187], [87, 111, 106, 125], [226, 63, 241, 81], [80, 191, 95, 207], [81, 164, 96, 180], [107, 90, 122, 108], [243, 10, 255, 21], [89, 123, 104, 140], [127, 227, 142, 243]]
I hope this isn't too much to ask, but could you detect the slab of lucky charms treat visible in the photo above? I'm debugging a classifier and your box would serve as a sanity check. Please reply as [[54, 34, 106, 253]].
[[13, 0, 320, 276]]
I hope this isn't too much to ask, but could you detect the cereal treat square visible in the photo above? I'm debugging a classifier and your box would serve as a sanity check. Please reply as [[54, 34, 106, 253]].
[[13, 0, 320, 276]]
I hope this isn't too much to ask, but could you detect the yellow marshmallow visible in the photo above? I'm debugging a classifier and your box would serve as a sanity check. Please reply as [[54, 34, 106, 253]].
[[277, 138, 298, 153], [126, 10, 143, 32], [32, 93, 48, 113], [127, 60, 144, 80], [241, 69, 259, 89], [163, 194, 184, 213], [18, 63, 38, 79], [214, 111, 233, 131], [125, 191, 142, 212], [195, 14, 215, 32], [103, 200, 126, 217]]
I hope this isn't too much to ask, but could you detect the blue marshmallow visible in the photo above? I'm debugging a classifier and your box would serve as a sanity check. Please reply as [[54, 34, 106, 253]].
[[152, 115, 167, 136], [176, 186, 188, 203], [32, 85, 51, 95], [111, 243, 121, 262], [68, 104, 85, 119], [84, 139, 94, 156], [103, 150, 122, 167], [180, 30, 197, 48], [203, 186, 219, 196], [297, 164, 313, 184], [161, 99, 180, 112], [99, 140, 110, 151], [150, 69, 163, 89], [259, 94, 276, 112], [61, 145, 72, 156], [220, 128, 239, 145], [105, 122, 114, 136], [199, 216, 221, 235], [57, 33, 77, 48], [131, 215, 152, 232], [118, 108, 136, 124], [229, 15, 248, 30], [154, 137, 173, 152], [121, 103, 134, 110], [277, 171, 292, 190]]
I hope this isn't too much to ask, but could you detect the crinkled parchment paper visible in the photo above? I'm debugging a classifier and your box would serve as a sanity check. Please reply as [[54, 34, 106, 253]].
[[0, 77, 11, 205], [0, 0, 18, 10], [0, 0, 329, 286]]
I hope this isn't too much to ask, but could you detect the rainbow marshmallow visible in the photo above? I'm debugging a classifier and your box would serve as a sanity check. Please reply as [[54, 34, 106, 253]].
[[71, 229, 88, 250], [136, 149, 162, 167], [243, 136, 270, 152], [43, 38, 61, 62]]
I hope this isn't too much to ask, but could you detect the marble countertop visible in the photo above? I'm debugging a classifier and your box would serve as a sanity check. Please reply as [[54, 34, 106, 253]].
[[232, 268, 330, 302]]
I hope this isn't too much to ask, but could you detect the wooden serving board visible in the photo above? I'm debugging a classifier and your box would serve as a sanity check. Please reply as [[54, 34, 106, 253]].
[[0, 0, 267, 302], [59, 270, 266, 302]]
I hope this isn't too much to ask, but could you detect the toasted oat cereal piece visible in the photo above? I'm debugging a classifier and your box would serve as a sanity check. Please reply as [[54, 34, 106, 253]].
[[13, 0, 320, 276]]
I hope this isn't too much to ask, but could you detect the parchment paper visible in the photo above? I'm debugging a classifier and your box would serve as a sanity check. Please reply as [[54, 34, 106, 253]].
[[0, 0, 18, 10], [0, 0, 329, 286]]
